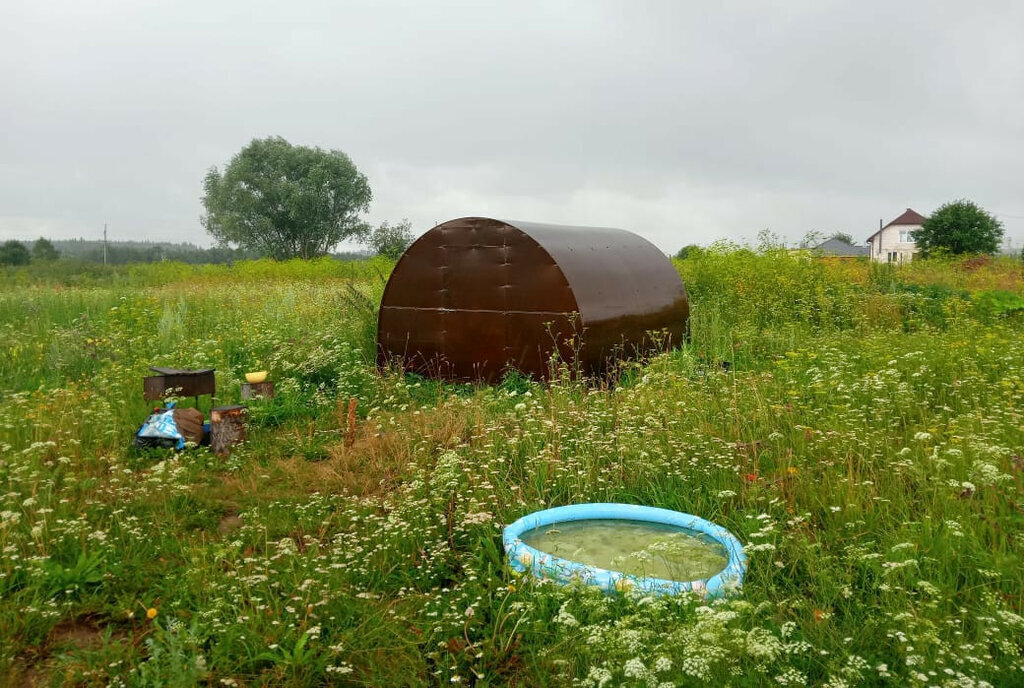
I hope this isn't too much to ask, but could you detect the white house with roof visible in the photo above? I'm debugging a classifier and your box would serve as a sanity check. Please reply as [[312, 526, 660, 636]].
[[867, 208, 927, 263]]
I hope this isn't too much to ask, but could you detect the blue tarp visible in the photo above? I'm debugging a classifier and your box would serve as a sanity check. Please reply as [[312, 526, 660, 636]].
[[135, 401, 185, 450]]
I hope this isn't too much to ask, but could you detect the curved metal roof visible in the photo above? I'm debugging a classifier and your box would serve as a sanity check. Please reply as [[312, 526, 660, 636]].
[[507, 220, 688, 326]]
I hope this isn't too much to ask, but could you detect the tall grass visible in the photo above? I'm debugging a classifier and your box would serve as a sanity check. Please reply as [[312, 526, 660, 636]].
[[0, 252, 1021, 686], [0, 256, 396, 290]]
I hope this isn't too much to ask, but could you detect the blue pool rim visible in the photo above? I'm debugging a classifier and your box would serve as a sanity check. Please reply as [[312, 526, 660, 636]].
[[503, 503, 747, 597]]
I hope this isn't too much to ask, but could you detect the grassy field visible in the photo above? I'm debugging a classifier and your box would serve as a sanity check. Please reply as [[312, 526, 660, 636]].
[[1, 250, 1022, 687]]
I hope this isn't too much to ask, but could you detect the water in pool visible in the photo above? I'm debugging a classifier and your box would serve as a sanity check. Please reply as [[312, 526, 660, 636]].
[[521, 519, 729, 582]]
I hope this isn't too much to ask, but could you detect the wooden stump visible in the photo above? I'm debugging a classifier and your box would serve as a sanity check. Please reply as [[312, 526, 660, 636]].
[[241, 381, 275, 400], [210, 405, 247, 456]]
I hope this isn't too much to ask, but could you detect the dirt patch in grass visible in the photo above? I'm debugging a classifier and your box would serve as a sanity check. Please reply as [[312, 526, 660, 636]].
[[10, 663, 51, 688], [7, 615, 135, 687], [50, 618, 108, 651], [217, 513, 244, 535], [48, 615, 132, 651]]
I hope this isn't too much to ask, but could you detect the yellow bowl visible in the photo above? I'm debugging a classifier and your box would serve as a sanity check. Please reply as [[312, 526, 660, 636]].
[[245, 371, 268, 384]]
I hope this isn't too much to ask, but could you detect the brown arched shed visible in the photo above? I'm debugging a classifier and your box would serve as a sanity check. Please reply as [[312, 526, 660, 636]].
[[376, 217, 689, 381]]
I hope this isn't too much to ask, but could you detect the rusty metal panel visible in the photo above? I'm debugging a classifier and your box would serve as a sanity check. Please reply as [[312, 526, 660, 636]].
[[377, 306, 446, 371], [386, 245, 445, 309], [503, 311, 580, 376], [377, 217, 688, 382], [441, 310, 508, 381], [441, 246, 509, 311]]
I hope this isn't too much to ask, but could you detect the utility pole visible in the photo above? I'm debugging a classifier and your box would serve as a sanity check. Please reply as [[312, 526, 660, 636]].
[[103, 224, 108, 265]]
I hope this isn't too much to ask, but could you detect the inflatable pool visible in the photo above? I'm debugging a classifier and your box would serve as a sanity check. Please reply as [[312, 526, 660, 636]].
[[503, 503, 746, 597]]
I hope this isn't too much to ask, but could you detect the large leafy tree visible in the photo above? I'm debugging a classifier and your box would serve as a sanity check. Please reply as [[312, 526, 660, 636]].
[[367, 219, 415, 260], [915, 200, 1003, 257], [202, 137, 372, 259], [0, 240, 31, 266]]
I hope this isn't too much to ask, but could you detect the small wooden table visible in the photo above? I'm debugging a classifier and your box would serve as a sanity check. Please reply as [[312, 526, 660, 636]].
[[144, 367, 215, 410]]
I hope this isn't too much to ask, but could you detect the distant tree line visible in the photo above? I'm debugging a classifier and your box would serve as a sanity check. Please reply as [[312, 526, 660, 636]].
[[1, 238, 60, 266], [52, 239, 259, 265], [0, 237, 374, 267]]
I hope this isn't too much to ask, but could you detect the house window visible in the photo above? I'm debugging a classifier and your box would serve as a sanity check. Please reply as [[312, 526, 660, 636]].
[[887, 251, 898, 263], [899, 230, 912, 243]]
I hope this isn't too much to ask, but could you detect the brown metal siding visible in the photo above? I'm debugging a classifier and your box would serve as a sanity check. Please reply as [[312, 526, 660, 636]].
[[377, 217, 579, 381], [377, 217, 688, 381]]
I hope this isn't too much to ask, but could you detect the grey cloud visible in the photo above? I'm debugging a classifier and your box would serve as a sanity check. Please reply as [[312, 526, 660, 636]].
[[1, 0, 1022, 252]]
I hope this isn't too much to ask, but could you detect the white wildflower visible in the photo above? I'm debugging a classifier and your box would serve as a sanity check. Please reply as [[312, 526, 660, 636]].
[[623, 657, 647, 679], [554, 604, 578, 627], [585, 666, 613, 688]]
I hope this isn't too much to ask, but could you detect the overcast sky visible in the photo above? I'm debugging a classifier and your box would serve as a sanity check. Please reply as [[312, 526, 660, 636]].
[[2, 0, 1023, 253]]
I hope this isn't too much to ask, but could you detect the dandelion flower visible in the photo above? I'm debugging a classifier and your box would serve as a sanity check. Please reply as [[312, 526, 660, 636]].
[[146, 608, 158, 620]]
